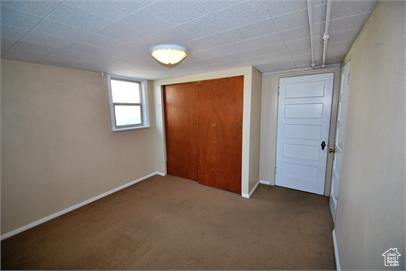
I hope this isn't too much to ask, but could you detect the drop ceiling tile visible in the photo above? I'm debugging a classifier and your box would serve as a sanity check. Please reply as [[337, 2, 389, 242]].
[[194, 32, 285, 60], [41, 44, 129, 73], [289, 48, 311, 58], [100, 0, 241, 43], [35, 51, 101, 73], [0, 0, 375, 78], [240, 51, 282, 64], [47, 3, 114, 33], [21, 32, 73, 51], [189, 19, 278, 51], [141, 29, 197, 49], [78, 33, 128, 49], [329, 28, 360, 43], [1, 0, 62, 17], [1, 39, 15, 54], [293, 58, 312, 68], [292, 53, 311, 62], [145, 0, 240, 26], [285, 38, 310, 53], [326, 55, 344, 64], [272, 4, 324, 32], [60, 42, 145, 66], [4, 41, 56, 63], [279, 26, 309, 42], [64, 0, 153, 21], [272, 9, 308, 32], [62, 42, 111, 58], [1, 24, 28, 53], [327, 12, 371, 34], [1, 7, 42, 30], [195, 57, 243, 68], [331, 0, 377, 20], [239, 50, 292, 66], [327, 40, 351, 59], [28, 19, 86, 43], [165, 0, 271, 42], [259, 49, 291, 60], [264, 0, 306, 18], [96, 7, 178, 43]]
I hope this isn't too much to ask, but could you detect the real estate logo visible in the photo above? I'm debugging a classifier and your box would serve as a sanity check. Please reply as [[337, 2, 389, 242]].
[[382, 248, 401, 267]]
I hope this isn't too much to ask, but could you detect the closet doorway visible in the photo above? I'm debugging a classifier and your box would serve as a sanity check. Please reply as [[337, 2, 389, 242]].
[[163, 76, 243, 194]]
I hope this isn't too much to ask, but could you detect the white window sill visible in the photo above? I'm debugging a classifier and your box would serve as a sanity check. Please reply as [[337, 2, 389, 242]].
[[112, 125, 150, 132]]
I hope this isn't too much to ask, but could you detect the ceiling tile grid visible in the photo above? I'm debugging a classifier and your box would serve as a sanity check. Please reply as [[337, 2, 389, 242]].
[[1, 0, 377, 79], [64, 0, 153, 21], [46, 2, 115, 33], [1, 0, 62, 17]]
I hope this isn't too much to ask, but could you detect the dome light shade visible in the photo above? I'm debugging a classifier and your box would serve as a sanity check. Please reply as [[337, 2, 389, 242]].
[[150, 44, 187, 66]]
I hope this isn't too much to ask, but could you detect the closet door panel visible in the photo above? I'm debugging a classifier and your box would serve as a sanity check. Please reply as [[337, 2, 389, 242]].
[[164, 83, 198, 180], [197, 76, 243, 193]]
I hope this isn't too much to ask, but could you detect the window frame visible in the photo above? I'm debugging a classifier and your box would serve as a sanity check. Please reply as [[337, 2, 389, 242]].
[[107, 75, 150, 132]]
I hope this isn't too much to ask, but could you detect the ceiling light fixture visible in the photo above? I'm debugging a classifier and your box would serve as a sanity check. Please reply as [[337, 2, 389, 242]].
[[150, 44, 187, 67]]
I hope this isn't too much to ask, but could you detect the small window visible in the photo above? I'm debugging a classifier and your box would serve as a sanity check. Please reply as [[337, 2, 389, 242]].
[[108, 76, 149, 131]]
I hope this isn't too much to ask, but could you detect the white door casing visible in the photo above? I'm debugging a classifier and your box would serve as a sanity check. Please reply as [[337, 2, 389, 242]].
[[276, 73, 334, 195], [330, 63, 350, 221]]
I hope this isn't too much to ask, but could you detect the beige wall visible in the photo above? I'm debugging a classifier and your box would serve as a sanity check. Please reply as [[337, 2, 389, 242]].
[[259, 66, 341, 195], [248, 68, 262, 193], [334, 1, 405, 269], [1, 59, 158, 234], [153, 66, 262, 197]]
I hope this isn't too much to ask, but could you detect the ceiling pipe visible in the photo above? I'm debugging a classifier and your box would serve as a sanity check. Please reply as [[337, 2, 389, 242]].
[[306, 0, 316, 68], [322, 0, 332, 68]]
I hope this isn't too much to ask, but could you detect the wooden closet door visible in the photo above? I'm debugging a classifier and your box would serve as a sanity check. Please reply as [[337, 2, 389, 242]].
[[197, 76, 243, 193], [164, 83, 198, 180]]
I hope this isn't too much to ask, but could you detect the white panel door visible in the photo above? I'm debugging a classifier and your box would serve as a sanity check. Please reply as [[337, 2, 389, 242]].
[[330, 63, 350, 221], [276, 73, 334, 195]]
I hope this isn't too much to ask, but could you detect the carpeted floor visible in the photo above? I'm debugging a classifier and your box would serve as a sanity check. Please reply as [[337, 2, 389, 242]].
[[1, 175, 335, 270]]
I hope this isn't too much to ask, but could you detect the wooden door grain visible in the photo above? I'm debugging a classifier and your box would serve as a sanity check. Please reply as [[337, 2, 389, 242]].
[[197, 76, 243, 193], [163, 76, 243, 194], [163, 83, 198, 181]]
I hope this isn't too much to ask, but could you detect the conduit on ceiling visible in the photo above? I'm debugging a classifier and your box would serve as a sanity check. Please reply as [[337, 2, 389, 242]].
[[306, 0, 332, 69]]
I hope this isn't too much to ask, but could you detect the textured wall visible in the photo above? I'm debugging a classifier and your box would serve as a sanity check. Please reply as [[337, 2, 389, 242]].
[[335, 1, 405, 269], [1, 60, 157, 233]]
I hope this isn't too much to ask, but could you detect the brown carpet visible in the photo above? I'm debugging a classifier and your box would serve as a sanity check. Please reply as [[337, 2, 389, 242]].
[[1, 175, 335, 270]]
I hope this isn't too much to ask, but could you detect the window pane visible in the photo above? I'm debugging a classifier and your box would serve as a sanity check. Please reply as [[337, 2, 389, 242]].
[[114, 105, 142, 126], [111, 79, 140, 103]]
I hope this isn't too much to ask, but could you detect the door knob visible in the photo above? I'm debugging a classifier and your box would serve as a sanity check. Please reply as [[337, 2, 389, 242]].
[[321, 141, 326, 150]]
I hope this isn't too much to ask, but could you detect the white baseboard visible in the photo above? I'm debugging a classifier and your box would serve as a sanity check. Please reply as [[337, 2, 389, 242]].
[[332, 229, 341, 271], [259, 179, 272, 185], [1, 171, 162, 240], [242, 180, 260, 199], [156, 171, 166, 176]]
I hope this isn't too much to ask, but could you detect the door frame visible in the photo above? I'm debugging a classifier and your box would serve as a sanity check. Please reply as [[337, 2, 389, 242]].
[[275, 68, 341, 196], [329, 61, 351, 220], [152, 67, 261, 198]]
